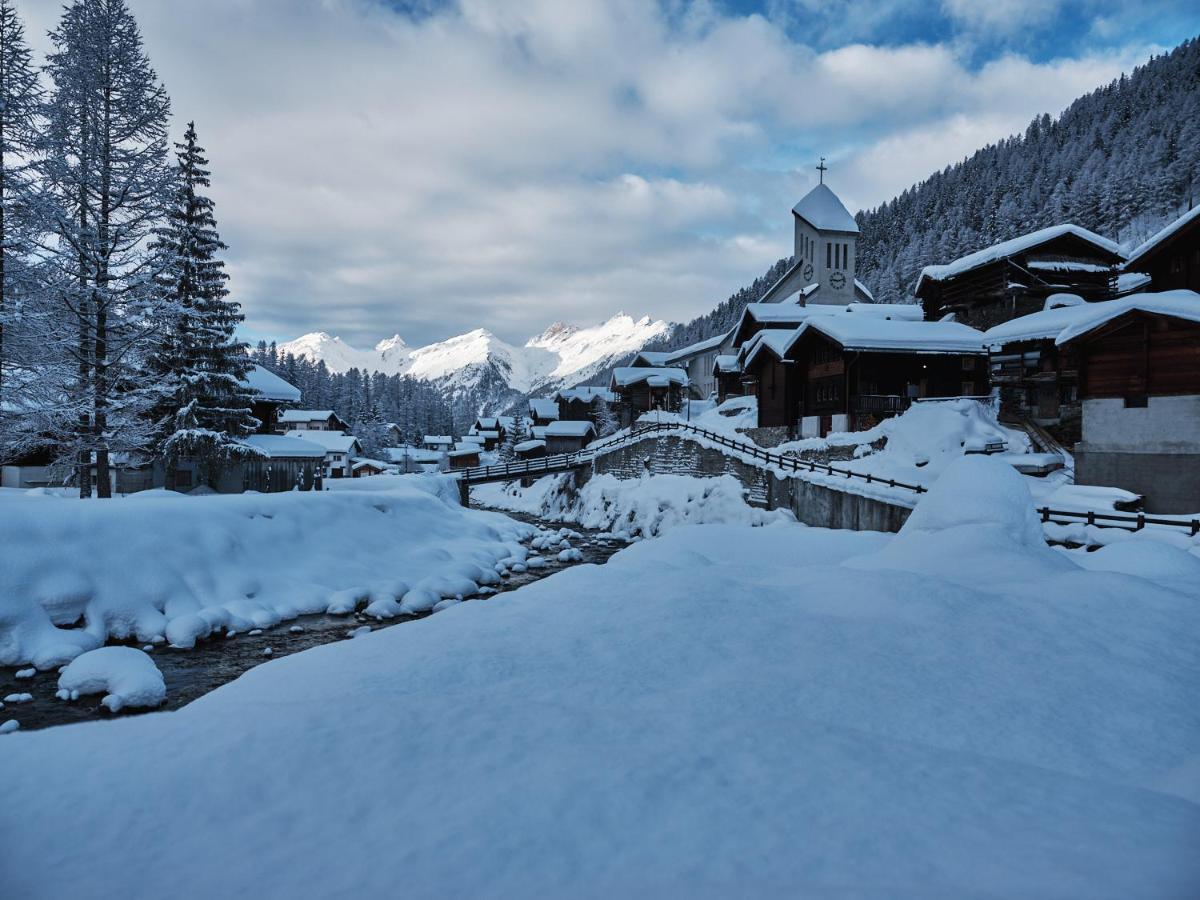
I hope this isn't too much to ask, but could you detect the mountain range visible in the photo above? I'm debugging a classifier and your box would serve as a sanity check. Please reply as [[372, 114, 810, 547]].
[[276, 313, 670, 407]]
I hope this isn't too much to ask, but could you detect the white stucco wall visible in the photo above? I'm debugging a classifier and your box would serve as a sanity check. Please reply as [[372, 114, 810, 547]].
[[1078, 395, 1200, 454]]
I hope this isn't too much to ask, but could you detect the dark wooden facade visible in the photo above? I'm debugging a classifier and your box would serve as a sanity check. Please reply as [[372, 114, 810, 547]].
[[1125, 208, 1200, 294], [743, 333, 988, 436], [1073, 312, 1200, 399], [989, 339, 1080, 425], [919, 232, 1122, 329], [612, 381, 685, 427]]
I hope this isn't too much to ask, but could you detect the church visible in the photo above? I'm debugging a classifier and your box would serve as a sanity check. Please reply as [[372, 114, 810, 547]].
[[755, 160, 876, 307]]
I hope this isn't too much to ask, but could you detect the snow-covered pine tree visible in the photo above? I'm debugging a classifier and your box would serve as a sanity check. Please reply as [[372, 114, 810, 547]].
[[41, 0, 174, 497], [147, 121, 256, 490], [352, 403, 388, 461], [592, 395, 618, 437], [0, 0, 44, 422]]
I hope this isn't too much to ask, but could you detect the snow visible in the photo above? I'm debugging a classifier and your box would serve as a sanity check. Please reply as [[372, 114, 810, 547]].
[[1054, 289, 1200, 344], [276, 409, 337, 424], [513, 439, 545, 453], [283, 430, 360, 454], [1116, 270, 1153, 294], [55, 647, 166, 712], [543, 420, 595, 438], [791, 183, 860, 233], [713, 353, 739, 373], [239, 365, 301, 403], [0, 720, 17, 734], [741, 327, 802, 365], [277, 313, 670, 395], [983, 296, 1111, 347], [799, 316, 986, 354], [476, 472, 791, 539], [554, 385, 617, 404], [1126, 203, 1200, 269], [610, 366, 688, 388], [916, 224, 1123, 290], [237, 433, 326, 459], [4, 693, 33, 703], [4, 470, 1199, 896], [662, 330, 730, 363], [0, 475, 532, 667]]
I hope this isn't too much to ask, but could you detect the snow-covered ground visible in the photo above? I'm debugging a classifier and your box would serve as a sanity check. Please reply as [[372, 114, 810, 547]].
[[475, 471, 790, 539], [3, 457, 1198, 897], [0, 475, 534, 669]]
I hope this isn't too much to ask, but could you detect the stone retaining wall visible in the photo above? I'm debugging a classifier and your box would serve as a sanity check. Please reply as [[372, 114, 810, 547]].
[[590, 433, 913, 533]]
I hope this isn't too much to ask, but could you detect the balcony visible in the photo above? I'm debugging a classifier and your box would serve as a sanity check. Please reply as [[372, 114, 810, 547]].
[[853, 394, 911, 415]]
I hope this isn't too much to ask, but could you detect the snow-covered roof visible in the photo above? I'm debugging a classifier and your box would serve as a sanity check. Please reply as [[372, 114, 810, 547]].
[[804, 318, 986, 354], [528, 398, 559, 420], [277, 409, 336, 423], [459, 433, 485, 444], [475, 417, 499, 429], [384, 447, 442, 464], [422, 435, 453, 445], [742, 329, 804, 368], [240, 365, 301, 403], [1116, 271, 1152, 296], [1054, 290, 1200, 345], [915, 224, 1123, 291], [555, 386, 617, 403], [448, 447, 480, 459], [530, 426, 549, 440], [633, 351, 673, 367], [663, 331, 731, 364], [545, 420, 596, 437], [854, 278, 875, 302], [713, 354, 740, 374], [476, 430, 500, 440], [455, 441, 482, 452], [284, 430, 361, 453], [610, 366, 689, 389], [240, 434, 326, 459], [1125, 205, 1200, 269], [983, 301, 1103, 347], [792, 183, 859, 234], [514, 439, 546, 453], [351, 458, 392, 471]]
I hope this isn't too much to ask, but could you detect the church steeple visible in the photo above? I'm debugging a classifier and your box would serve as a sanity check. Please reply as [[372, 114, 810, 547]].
[[792, 173, 858, 305]]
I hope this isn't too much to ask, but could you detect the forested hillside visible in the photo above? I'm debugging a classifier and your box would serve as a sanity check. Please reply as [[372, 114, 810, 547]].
[[650, 36, 1200, 354]]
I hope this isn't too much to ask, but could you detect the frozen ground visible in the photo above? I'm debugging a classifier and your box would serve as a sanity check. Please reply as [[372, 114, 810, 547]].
[[2, 457, 1198, 897], [0, 476, 534, 669]]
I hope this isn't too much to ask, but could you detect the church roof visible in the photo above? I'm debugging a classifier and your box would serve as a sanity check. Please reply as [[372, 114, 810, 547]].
[[792, 184, 859, 234]]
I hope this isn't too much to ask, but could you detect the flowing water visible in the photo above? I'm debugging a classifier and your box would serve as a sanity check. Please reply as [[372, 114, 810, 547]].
[[0, 512, 622, 733]]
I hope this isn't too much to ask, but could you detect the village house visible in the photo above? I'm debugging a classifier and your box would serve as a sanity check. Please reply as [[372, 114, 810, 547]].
[[528, 397, 559, 427], [609, 367, 688, 427], [514, 438, 547, 460], [1123, 205, 1200, 294], [1053, 291, 1200, 513], [447, 447, 481, 470], [285, 430, 362, 479], [739, 318, 987, 437], [543, 419, 596, 455], [384, 446, 444, 473], [237, 434, 326, 492], [421, 434, 453, 452], [554, 386, 618, 425], [383, 423, 405, 446], [351, 458, 392, 478], [274, 409, 350, 434], [915, 224, 1124, 329]]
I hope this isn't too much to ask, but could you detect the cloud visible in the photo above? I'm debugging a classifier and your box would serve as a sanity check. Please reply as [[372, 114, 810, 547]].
[[15, 0, 1177, 344], [941, 0, 1061, 33]]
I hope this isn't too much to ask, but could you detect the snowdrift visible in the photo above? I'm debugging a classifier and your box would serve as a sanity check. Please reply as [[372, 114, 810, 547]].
[[0, 476, 532, 668], [3, 457, 1198, 896]]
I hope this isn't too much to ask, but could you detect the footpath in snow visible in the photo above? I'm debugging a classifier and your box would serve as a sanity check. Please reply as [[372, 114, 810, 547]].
[[2, 457, 1198, 897]]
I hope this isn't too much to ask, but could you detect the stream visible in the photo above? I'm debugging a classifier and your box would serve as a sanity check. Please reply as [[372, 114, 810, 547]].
[[1, 511, 623, 733]]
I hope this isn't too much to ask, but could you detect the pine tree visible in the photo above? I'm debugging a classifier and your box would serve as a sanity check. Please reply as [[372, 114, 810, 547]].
[[41, 0, 174, 497], [352, 403, 388, 461], [0, 0, 44, 421], [592, 395, 619, 437], [147, 121, 256, 490]]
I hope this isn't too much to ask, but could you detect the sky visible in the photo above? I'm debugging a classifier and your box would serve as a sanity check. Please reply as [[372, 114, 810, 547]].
[[18, 0, 1200, 347]]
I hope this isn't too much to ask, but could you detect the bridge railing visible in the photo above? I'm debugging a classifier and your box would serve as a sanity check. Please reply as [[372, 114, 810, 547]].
[[1037, 506, 1200, 535], [458, 452, 584, 483]]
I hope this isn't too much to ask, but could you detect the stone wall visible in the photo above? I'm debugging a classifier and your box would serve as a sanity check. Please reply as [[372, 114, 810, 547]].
[[590, 433, 913, 532]]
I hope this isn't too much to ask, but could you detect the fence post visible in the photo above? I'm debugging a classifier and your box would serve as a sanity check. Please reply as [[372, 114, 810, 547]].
[[1039, 507, 1049, 522], [1136, 513, 1145, 531]]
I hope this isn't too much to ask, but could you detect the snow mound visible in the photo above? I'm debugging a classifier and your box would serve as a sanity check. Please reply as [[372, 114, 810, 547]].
[[1073, 540, 1200, 580], [901, 456, 1045, 546], [56, 647, 166, 712]]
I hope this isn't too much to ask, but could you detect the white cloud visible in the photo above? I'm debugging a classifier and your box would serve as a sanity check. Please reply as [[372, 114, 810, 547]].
[[15, 0, 1163, 344], [940, 0, 1061, 33]]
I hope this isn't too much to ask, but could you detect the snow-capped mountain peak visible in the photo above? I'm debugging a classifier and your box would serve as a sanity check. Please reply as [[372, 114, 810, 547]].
[[275, 312, 671, 412]]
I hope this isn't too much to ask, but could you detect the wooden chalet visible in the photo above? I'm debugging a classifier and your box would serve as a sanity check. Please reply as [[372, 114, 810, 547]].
[[351, 458, 391, 477], [528, 397, 559, 427], [285, 430, 362, 478], [543, 420, 595, 455], [275, 409, 350, 434], [514, 438, 547, 460], [740, 319, 987, 437], [1056, 291, 1200, 512], [916, 224, 1124, 329], [609, 367, 688, 427], [447, 447, 482, 470], [1124, 205, 1200, 294], [712, 354, 743, 403], [553, 386, 618, 424]]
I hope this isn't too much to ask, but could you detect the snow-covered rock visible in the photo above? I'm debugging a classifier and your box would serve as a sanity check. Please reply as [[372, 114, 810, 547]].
[[55, 647, 166, 712]]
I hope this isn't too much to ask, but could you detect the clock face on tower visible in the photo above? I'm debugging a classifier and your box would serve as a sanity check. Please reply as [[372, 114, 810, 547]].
[[802, 262, 814, 282], [830, 271, 847, 290]]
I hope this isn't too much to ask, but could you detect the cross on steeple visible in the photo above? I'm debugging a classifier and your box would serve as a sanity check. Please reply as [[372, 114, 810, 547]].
[[816, 157, 827, 185]]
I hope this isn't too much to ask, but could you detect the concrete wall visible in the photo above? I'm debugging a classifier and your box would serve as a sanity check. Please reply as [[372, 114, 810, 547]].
[[1076, 448, 1200, 514], [1079, 395, 1200, 452], [591, 433, 912, 533]]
